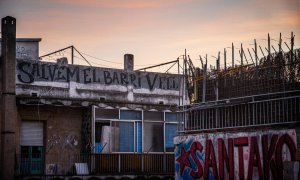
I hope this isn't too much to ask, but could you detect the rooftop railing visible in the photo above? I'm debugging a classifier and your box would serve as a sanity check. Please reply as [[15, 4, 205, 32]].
[[15, 153, 175, 177]]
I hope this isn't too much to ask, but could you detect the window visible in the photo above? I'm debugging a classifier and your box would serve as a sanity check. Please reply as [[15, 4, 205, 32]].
[[144, 111, 164, 121], [165, 112, 178, 122], [95, 122, 110, 153], [93, 106, 180, 153], [95, 108, 119, 119], [144, 122, 164, 152], [119, 122, 134, 152], [20, 121, 44, 175], [165, 112, 179, 152], [120, 110, 142, 120], [165, 124, 177, 152]]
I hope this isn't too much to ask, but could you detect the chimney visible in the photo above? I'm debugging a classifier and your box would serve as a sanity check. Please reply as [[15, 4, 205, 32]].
[[57, 57, 68, 66], [1, 16, 17, 180], [124, 54, 134, 71]]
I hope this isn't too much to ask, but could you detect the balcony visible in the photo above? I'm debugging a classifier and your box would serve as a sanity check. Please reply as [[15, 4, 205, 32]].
[[15, 153, 175, 178]]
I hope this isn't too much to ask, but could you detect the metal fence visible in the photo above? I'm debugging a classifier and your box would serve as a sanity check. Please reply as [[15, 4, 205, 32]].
[[15, 153, 174, 176], [181, 91, 300, 132]]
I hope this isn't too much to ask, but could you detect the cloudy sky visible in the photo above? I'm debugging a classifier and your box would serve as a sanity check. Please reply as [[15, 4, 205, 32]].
[[0, 0, 299, 72]]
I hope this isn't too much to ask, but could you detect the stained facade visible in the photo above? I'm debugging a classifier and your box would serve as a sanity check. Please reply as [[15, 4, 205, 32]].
[[0, 16, 185, 179]]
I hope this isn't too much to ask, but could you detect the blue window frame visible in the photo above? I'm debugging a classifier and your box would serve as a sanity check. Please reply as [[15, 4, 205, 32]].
[[120, 110, 142, 120], [135, 122, 142, 153], [119, 122, 134, 152]]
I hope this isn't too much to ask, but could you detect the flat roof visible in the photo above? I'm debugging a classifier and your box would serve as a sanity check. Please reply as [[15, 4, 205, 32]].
[[0, 38, 42, 42]]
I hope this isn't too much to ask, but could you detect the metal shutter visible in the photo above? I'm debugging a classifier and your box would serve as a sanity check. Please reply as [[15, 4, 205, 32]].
[[20, 121, 44, 146]]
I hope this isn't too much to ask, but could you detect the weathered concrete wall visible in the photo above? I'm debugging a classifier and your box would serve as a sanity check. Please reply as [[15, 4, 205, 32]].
[[174, 129, 297, 180], [18, 105, 83, 174], [16, 59, 185, 105], [0, 38, 41, 60]]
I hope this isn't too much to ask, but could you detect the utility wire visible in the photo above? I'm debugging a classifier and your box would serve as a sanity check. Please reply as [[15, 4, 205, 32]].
[[79, 49, 178, 67], [80, 51, 123, 65], [38, 45, 185, 72]]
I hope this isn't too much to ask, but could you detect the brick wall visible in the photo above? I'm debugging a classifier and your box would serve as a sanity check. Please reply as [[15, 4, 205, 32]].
[[18, 105, 84, 174]]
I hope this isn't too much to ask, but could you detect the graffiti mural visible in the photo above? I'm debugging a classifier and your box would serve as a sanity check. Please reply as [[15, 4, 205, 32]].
[[46, 132, 79, 153], [16, 59, 180, 91], [174, 129, 297, 180]]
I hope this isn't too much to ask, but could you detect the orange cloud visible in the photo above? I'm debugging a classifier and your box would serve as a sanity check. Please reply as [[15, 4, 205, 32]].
[[50, 0, 197, 9], [3, 0, 299, 69]]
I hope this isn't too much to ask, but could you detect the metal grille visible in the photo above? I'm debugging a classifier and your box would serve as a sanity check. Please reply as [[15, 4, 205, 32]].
[[181, 93, 300, 132]]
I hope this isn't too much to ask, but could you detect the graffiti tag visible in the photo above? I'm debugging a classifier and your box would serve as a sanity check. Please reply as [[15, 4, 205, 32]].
[[175, 130, 296, 180]]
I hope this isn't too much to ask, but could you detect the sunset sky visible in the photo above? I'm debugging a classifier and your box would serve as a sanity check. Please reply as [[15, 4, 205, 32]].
[[0, 0, 299, 72]]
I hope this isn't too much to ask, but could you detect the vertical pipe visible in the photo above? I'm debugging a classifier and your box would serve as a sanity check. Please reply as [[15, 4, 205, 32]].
[[71, 45, 74, 64], [234, 106, 237, 126], [182, 54, 185, 130], [177, 59, 180, 106], [226, 107, 228, 128], [92, 107, 96, 153], [232, 43, 234, 68], [279, 33, 282, 52], [270, 101, 273, 124], [268, 33, 271, 56], [203, 110, 206, 130], [205, 109, 207, 129], [291, 32, 294, 63], [252, 102, 255, 125], [254, 39, 258, 66], [202, 55, 207, 103], [184, 49, 187, 130], [216, 52, 220, 101], [224, 48, 227, 88], [241, 105, 243, 126], [217, 52, 220, 71], [224, 48, 227, 71], [194, 68, 200, 102], [240, 43, 243, 65], [259, 103, 262, 124]]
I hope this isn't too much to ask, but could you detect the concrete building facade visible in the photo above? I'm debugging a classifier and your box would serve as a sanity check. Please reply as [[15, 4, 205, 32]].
[[0, 16, 186, 179]]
